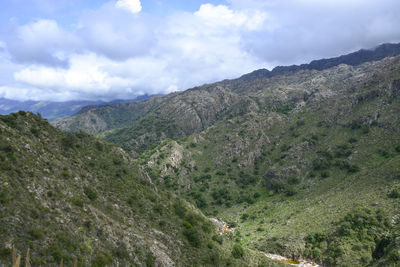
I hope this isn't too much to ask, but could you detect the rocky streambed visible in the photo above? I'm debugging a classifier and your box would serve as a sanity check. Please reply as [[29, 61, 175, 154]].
[[262, 253, 320, 267]]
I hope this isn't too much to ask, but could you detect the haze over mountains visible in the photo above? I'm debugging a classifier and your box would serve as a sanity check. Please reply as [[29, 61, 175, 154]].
[[1, 42, 400, 266], [0, 95, 155, 121]]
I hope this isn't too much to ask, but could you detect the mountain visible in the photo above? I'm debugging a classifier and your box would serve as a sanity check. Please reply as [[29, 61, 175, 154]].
[[237, 42, 400, 81], [55, 43, 400, 150], [0, 95, 155, 122], [54, 43, 400, 266], [55, 94, 176, 135], [0, 111, 277, 266]]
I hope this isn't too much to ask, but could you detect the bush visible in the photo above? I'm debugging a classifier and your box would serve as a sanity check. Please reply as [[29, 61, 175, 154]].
[[61, 134, 75, 150], [30, 127, 39, 137], [84, 186, 98, 200], [113, 243, 129, 259], [28, 227, 44, 239], [285, 186, 297, 196], [173, 201, 187, 218], [288, 176, 300, 185], [348, 137, 358, 143], [312, 159, 330, 171], [93, 251, 113, 267], [231, 244, 244, 259], [321, 171, 330, 178], [215, 170, 225, 176], [306, 232, 326, 245], [388, 189, 400, 199], [212, 234, 223, 245], [183, 227, 202, 247], [145, 252, 156, 267], [71, 197, 84, 207]]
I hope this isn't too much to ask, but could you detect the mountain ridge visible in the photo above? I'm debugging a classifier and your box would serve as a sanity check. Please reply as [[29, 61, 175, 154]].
[[237, 42, 400, 82], [0, 95, 157, 121], [55, 42, 400, 142]]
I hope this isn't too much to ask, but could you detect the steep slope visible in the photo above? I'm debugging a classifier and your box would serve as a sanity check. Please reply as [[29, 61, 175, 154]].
[[0, 112, 276, 266], [56, 43, 400, 154], [51, 46, 400, 266], [141, 56, 400, 266], [103, 85, 241, 153]]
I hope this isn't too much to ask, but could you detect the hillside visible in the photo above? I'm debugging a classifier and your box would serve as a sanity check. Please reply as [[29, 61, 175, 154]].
[[0, 112, 277, 266], [141, 56, 400, 266], [55, 43, 400, 154], [55, 94, 172, 135], [54, 44, 400, 266]]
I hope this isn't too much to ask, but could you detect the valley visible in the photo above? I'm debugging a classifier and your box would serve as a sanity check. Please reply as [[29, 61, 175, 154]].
[[1, 44, 400, 266]]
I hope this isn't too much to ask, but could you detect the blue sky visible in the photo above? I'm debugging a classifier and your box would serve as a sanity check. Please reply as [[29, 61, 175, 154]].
[[0, 0, 399, 101]]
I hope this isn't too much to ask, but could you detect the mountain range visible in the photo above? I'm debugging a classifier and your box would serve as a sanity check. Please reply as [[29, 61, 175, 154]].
[[1, 43, 400, 266], [0, 95, 155, 121]]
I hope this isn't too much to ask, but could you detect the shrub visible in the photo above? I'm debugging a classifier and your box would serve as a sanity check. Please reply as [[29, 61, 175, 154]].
[[285, 186, 297, 196], [312, 159, 330, 170], [0, 189, 10, 204], [60, 134, 75, 150], [0, 142, 12, 153], [379, 149, 390, 158], [288, 176, 300, 185], [61, 170, 70, 179], [183, 227, 202, 247], [348, 137, 358, 143], [113, 242, 129, 259], [71, 197, 84, 207], [93, 251, 113, 267], [173, 201, 187, 218], [215, 170, 225, 176], [212, 234, 223, 245], [28, 227, 43, 239], [296, 120, 305, 126], [144, 252, 156, 267], [83, 186, 98, 200], [30, 127, 39, 137], [312, 247, 322, 260], [321, 171, 330, 178], [0, 115, 17, 128], [306, 232, 326, 245], [388, 189, 400, 199], [231, 244, 244, 259]]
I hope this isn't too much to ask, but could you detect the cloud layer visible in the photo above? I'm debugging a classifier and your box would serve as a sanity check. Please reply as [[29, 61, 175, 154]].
[[0, 0, 399, 101]]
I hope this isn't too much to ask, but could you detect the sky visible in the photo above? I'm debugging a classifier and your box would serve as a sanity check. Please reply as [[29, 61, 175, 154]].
[[0, 0, 399, 101]]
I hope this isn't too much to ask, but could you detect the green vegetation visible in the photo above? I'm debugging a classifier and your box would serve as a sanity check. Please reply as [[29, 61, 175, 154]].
[[6, 54, 400, 266], [0, 112, 275, 266]]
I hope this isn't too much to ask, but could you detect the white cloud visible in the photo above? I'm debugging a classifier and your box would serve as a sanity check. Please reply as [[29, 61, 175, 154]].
[[6, 19, 80, 66], [115, 0, 142, 14], [0, 0, 399, 101], [194, 4, 267, 30]]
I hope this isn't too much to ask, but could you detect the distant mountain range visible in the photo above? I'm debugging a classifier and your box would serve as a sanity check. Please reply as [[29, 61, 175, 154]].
[[0, 95, 155, 121], [237, 42, 400, 81]]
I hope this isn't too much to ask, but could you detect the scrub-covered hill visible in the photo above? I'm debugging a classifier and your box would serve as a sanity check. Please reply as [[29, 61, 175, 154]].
[[0, 112, 277, 266]]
